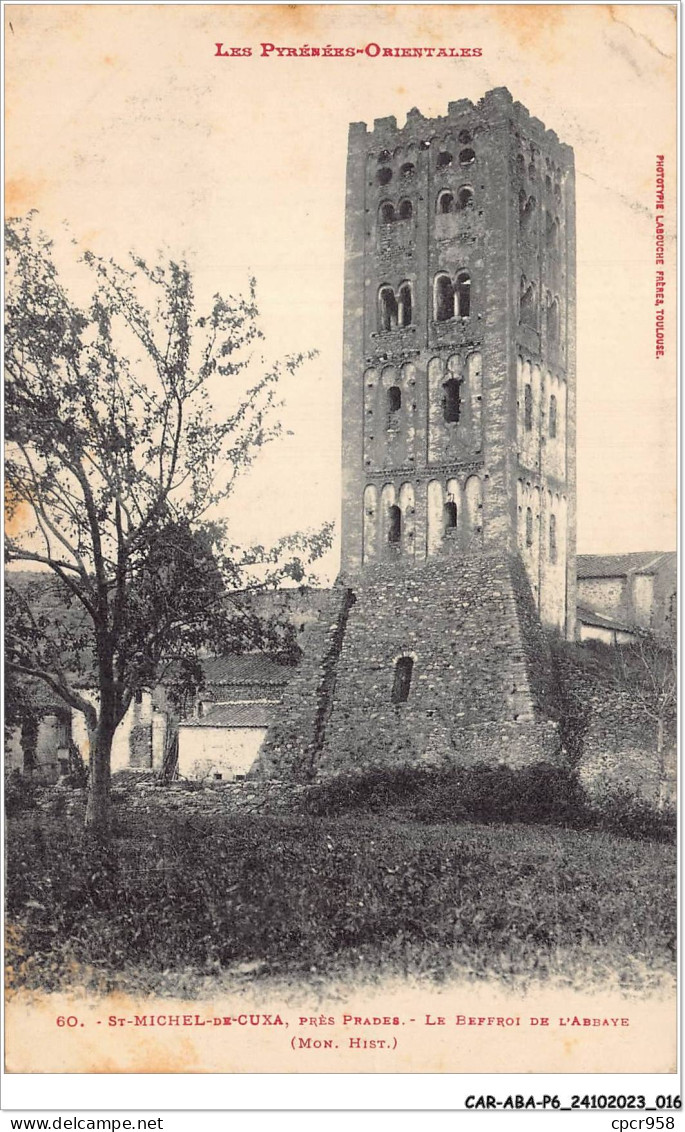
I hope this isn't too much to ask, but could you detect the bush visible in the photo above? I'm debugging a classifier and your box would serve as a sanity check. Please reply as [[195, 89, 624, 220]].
[[587, 786, 676, 844], [304, 761, 674, 843], [305, 762, 589, 827], [4, 770, 38, 817]]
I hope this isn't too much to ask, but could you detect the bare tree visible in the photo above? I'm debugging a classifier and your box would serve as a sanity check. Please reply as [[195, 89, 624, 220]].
[[5, 215, 332, 835]]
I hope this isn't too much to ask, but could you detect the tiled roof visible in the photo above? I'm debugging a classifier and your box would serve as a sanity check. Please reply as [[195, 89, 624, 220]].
[[201, 655, 292, 686], [179, 702, 276, 728], [577, 552, 675, 579], [576, 605, 633, 632]]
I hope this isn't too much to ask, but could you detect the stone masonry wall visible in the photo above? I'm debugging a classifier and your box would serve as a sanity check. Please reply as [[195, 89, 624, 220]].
[[315, 552, 560, 777], [553, 646, 676, 806]]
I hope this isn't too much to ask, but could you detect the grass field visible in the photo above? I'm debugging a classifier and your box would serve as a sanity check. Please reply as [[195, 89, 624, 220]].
[[6, 807, 676, 999]]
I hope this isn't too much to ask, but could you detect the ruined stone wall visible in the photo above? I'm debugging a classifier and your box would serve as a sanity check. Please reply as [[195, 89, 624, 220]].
[[254, 587, 354, 780], [316, 553, 560, 777], [340, 88, 576, 638]]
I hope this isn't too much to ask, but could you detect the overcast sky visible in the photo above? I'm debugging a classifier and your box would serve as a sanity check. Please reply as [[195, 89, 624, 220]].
[[5, 4, 677, 581]]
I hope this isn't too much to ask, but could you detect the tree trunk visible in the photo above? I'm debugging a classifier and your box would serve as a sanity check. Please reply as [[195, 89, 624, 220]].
[[85, 716, 115, 838]]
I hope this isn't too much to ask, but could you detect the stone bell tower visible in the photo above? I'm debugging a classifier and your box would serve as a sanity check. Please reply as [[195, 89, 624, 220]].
[[340, 86, 576, 637], [260, 89, 576, 780]]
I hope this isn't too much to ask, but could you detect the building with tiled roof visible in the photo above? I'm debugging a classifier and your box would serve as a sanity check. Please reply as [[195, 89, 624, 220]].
[[576, 551, 676, 645]]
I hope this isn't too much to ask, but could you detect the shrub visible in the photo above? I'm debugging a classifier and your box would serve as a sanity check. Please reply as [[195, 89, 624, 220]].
[[306, 762, 589, 828], [304, 761, 674, 843], [4, 770, 38, 817]]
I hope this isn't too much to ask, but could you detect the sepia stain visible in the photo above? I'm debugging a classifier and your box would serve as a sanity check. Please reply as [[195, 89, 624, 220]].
[[4, 488, 31, 538], [5, 176, 48, 217], [493, 4, 566, 50], [250, 4, 322, 40]]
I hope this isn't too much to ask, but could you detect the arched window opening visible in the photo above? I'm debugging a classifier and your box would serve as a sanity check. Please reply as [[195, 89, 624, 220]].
[[547, 297, 560, 343], [387, 385, 401, 414], [528, 162, 536, 179], [398, 282, 412, 328], [456, 271, 471, 317], [388, 504, 402, 545], [444, 500, 458, 530], [519, 193, 536, 231], [378, 286, 398, 332], [377, 167, 393, 186], [545, 212, 559, 250], [459, 148, 476, 165], [549, 513, 557, 563], [379, 201, 395, 224], [524, 384, 533, 431], [456, 186, 474, 210], [545, 174, 552, 193], [520, 278, 536, 326], [437, 150, 453, 169], [549, 394, 557, 438], [391, 656, 414, 703], [516, 153, 525, 174], [400, 162, 416, 178], [437, 191, 454, 214], [434, 274, 454, 321], [458, 129, 472, 145], [398, 198, 413, 220], [443, 377, 461, 423], [525, 507, 533, 548], [378, 149, 391, 164], [554, 183, 562, 202]]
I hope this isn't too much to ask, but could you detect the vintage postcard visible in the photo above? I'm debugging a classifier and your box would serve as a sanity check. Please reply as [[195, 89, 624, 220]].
[[3, 1, 678, 1087]]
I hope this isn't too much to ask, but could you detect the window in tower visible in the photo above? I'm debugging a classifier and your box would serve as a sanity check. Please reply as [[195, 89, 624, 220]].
[[437, 190, 454, 214], [525, 507, 534, 547], [391, 656, 414, 703], [458, 129, 472, 145], [456, 185, 474, 210], [400, 162, 416, 178], [549, 513, 557, 563], [378, 149, 391, 164], [388, 504, 402, 544], [443, 377, 461, 424], [519, 192, 536, 232], [398, 198, 413, 220], [437, 150, 453, 169], [387, 385, 402, 414], [547, 296, 560, 344], [377, 167, 393, 186], [455, 271, 471, 317], [378, 286, 398, 332], [398, 282, 413, 327], [434, 274, 454, 321], [549, 394, 557, 438], [459, 148, 476, 166], [524, 384, 533, 431], [444, 500, 458, 531], [379, 201, 395, 224]]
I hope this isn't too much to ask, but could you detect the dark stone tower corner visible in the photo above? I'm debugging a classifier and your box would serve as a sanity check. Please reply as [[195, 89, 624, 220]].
[[260, 87, 576, 779]]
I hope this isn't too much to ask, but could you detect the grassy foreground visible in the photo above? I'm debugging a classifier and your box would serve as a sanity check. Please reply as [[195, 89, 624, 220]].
[[6, 807, 676, 998]]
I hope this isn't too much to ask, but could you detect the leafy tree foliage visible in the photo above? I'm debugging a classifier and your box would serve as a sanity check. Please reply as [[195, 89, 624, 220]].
[[5, 215, 331, 833]]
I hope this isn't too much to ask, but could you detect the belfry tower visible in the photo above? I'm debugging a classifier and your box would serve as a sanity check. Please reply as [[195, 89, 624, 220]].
[[340, 86, 576, 635], [260, 89, 576, 779]]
